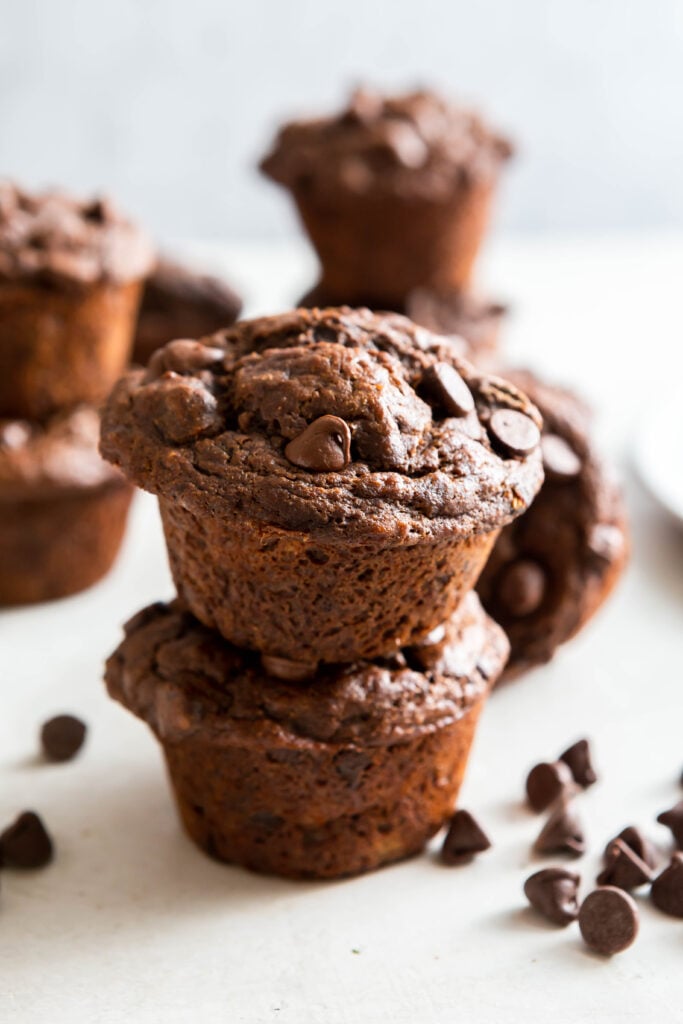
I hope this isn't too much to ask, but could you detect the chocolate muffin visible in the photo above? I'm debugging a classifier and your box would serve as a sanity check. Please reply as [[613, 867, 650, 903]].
[[105, 591, 508, 880], [0, 182, 154, 420], [476, 371, 628, 679], [0, 407, 133, 605], [261, 88, 512, 307], [133, 258, 242, 367], [101, 307, 543, 664], [300, 283, 506, 369]]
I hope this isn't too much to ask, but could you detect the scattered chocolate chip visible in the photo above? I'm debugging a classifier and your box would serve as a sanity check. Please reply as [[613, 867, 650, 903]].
[[0, 811, 53, 868], [657, 800, 683, 848], [597, 838, 654, 890], [488, 408, 541, 457], [147, 338, 225, 378], [534, 802, 585, 857], [526, 761, 575, 812], [40, 714, 87, 763], [650, 853, 683, 918], [261, 654, 317, 682], [421, 362, 474, 418], [578, 886, 639, 955], [498, 560, 547, 617], [524, 867, 581, 926], [441, 810, 491, 865], [284, 415, 351, 472], [541, 433, 582, 480], [559, 738, 597, 789], [603, 826, 657, 871]]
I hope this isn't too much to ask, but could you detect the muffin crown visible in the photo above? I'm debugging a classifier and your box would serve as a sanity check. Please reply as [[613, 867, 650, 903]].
[[100, 307, 543, 538], [260, 88, 513, 200], [0, 182, 155, 288]]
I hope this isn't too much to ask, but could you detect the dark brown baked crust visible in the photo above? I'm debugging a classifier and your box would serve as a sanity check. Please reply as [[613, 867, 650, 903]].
[[476, 370, 628, 678], [260, 88, 512, 201], [105, 592, 508, 878], [101, 307, 543, 541], [133, 258, 242, 366], [0, 182, 154, 289]]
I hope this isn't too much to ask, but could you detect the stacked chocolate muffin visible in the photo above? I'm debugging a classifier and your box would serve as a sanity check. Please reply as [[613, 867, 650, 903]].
[[0, 182, 155, 605], [102, 306, 545, 879], [261, 87, 511, 367]]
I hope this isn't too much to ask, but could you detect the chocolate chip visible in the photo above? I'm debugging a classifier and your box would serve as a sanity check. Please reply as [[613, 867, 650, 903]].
[[334, 750, 372, 787], [421, 362, 474, 418], [541, 433, 582, 480], [284, 415, 351, 472], [578, 887, 639, 955], [441, 810, 491, 865], [40, 714, 87, 763], [0, 811, 53, 868], [657, 800, 683, 848], [526, 761, 575, 812], [524, 867, 581, 926], [498, 560, 546, 618], [147, 375, 221, 444], [261, 654, 317, 682], [597, 838, 654, 890], [559, 738, 597, 789], [650, 853, 683, 918], [147, 338, 225, 377], [605, 826, 658, 870], [489, 408, 541, 457], [534, 802, 585, 857]]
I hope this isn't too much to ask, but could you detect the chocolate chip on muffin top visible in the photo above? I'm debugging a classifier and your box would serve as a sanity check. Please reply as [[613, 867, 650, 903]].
[[101, 307, 543, 538], [260, 88, 513, 200], [0, 181, 154, 289]]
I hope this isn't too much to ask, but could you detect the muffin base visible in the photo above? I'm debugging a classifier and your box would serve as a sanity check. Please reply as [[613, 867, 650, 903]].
[[0, 480, 133, 606], [0, 279, 142, 419], [293, 180, 494, 307], [159, 498, 499, 663]]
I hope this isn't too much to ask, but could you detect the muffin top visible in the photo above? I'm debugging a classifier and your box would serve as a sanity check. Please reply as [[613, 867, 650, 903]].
[[0, 182, 155, 289], [260, 88, 513, 201], [101, 307, 543, 539], [105, 592, 507, 747], [0, 407, 123, 500]]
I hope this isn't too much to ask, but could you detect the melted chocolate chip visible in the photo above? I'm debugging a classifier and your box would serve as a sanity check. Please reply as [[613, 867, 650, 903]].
[[498, 560, 546, 618], [441, 809, 491, 865], [0, 811, 53, 869], [284, 415, 351, 472], [559, 738, 597, 789], [40, 714, 87, 763], [524, 867, 581, 926], [541, 433, 582, 480], [597, 838, 654, 890], [421, 362, 474, 418], [147, 338, 225, 378], [526, 761, 575, 813], [657, 800, 683, 848], [578, 887, 639, 955], [489, 408, 541, 457], [534, 802, 585, 858], [261, 654, 318, 682], [650, 853, 683, 918]]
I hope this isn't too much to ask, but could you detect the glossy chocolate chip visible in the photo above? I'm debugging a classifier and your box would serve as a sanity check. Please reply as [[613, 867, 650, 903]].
[[604, 826, 658, 871], [541, 433, 582, 480], [441, 810, 491, 865], [597, 838, 654, 890], [261, 654, 317, 682], [578, 887, 639, 955], [526, 761, 575, 812], [40, 714, 87, 763], [421, 362, 474, 417], [657, 800, 683, 848], [524, 867, 581, 926], [284, 415, 351, 472], [498, 560, 547, 618], [650, 853, 683, 918], [559, 738, 597, 789], [534, 802, 585, 857], [147, 338, 225, 378], [0, 811, 53, 869], [489, 408, 541, 457]]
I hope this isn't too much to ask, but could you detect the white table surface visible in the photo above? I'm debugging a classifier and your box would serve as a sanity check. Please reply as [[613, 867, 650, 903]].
[[2, 235, 683, 1024]]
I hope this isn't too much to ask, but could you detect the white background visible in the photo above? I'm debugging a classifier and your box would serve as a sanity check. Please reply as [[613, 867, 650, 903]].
[[1, 0, 683, 240]]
